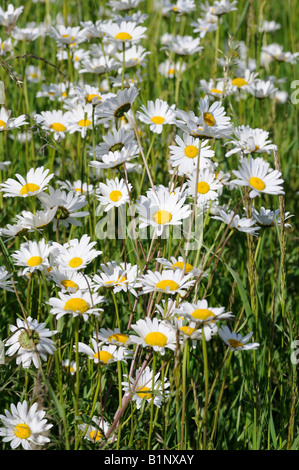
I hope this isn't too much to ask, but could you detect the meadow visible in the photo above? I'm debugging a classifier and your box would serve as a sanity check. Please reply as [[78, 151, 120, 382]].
[[0, 0, 298, 451]]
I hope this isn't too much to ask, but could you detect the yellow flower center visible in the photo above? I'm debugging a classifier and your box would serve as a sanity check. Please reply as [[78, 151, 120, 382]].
[[228, 339, 243, 349], [93, 351, 114, 363], [64, 298, 89, 313], [30, 73, 39, 79], [0, 119, 6, 128], [109, 190, 123, 202], [61, 280, 79, 291], [137, 386, 152, 400], [168, 68, 175, 75], [210, 88, 223, 94], [145, 331, 168, 347], [197, 181, 210, 194], [87, 93, 102, 103], [68, 257, 83, 268], [27, 256, 43, 267], [20, 183, 40, 196], [179, 326, 196, 336], [151, 116, 165, 125], [78, 119, 91, 127], [108, 333, 129, 345], [249, 176, 266, 191], [115, 32, 132, 40], [89, 430, 102, 442], [232, 78, 248, 88], [14, 424, 31, 439], [184, 145, 198, 159], [155, 280, 179, 292], [153, 210, 172, 225], [171, 261, 193, 273], [203, 112, 215, 127], [191, 308, 215, 321], [50, 122, 66, 132]]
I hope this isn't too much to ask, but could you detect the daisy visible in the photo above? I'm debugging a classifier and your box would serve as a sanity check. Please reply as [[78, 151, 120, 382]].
[[176, 299, 233, 325], [0, 4, 24, 27], [258, 20, 281, 33], [37, 186, 89, 229], [158, 59, 187, 79], [172, 316, 202, 348], [136, 185, 192, 237], [155, 256, 205, 277], [50, 234, 102, 271], [231, 69, 259, 92], [101, 21, 147, 44], [15, 207, 58, 232], [61, 359, 77, 375], [187, 168, 223, 205], [129, 317, 177, 355], [94, 327, 131, 347], [94, 86, 139, 123], [57, 179, 94, 196], [248, 79, 277, 99], [108, 0, 144, 10], [77, 338, 131, 364], [49, 24, 87, 46], [122, 365, 170, 409], [34, 110, 70, 141], [167, 35, 203, 56], [11, 239, 51, 275], [79, 416, 110, 443], [93, 127, 137, 156], [212, 209, 260, 236], [0, 37, 13, 56], [90, 147, 138, 171], [191, 17, 218, 38], [261, 43, 299, 65], [137, 98, 176, 134], [96, 177, 132, 212], [199, 78, 234, 99], [79, 56, 119, 75], [48, 290, 105, 321], [0, 166, 53, 198], [0, 266, 15, 292], [174, 108, 232, 140], [67, 104, 96, 138], [93, 261, 141, 297], [0, 221, 29, 240], [201, 0, 238, 16], [4, 316, 56, 369], [197, 95, 233, 136], [225, 125, 277, 157], [138, 269, 196, 296], [0, 107, 28, 131], [115, 44, 150, 69], [250, 206, 293, 228], [169, 133, 214, 174], [48, 267, 94, 293], [231, 156, 284, 198], [0, 401, 52, 450], [25, 65, 42, 83], [218, 325, 260, 351]]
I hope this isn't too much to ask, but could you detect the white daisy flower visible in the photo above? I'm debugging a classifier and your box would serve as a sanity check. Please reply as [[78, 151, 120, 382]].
[[49, 24, 87, 46], [94, 86, 139, 123], [231, 156, 284, 198], [77, 338, 131, 364], [93, 127, 137, 157], [191, 17, 218, 38], [122, 365, 170, 409], [212, 208, 260, 236], [167, 35, 203, 56], [25, 65, 42, 83], [101, 20, 147, 44], [50, 234, 102, 270], [48, 290, 105, 321], [0, 266, 15, 292], [48, 267, 94, 293], [201, 0, 238, 16], [218, 325, 260, 351], [15, 207, 58, 232], [0, 166, 53, 198], [169, 133, 214, 174], [90, 146, 138, 170], [0, 107, 28, 131], [231, 69, 259, 92], [67, 103, 96, 138], [155, 256, 205, 277], [57, 179, 94, 196], [261, 43, 299, 65], [136, 185, 192, 237], [96, 177, 132, 212], [176, 299, 234, 325], [199, 78, 235, 99], [0, 37, 13, 56], [79, 416, 110, 443], [225, 125, 277, 157], [129, 317, 177, 355], [137, 98, 176, 134], [174, 108, 232, 140], [11, 239, 51, 275], [34, 110, 70, 141], [250, 206, 293, 228], [258, 20, 281, 33], [197, 95, 233, 136], [0, 4, 24, 27], [248, 79, 277, 99], [93, 261, 141, 297], [0, 400, 52, 450], [158, 59, 187, 79], [115, 44, 150, 69], [37, 186, 89, 229], [4, 316, 57, 369], [138, 269, 196, 296], [187, 168, 223, 205], [172, 316, 202, 348], [61, 359, 77, 375], [79, 55, 119, 75], [94, 327, 131, 347]]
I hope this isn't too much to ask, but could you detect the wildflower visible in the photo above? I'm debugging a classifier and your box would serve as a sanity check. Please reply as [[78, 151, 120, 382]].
[[0, 266, 15, 292], [93, 261, 141, 296], [155, 256, 205, 277], [186, 168, 223, 205], [77, 338, 131, 364], [137, 269, 195, 296], [34, 110, 70, 141], [48, 290, 105, 321], [0, 107, 27, 131], [4, 316, 56, 369], [169, 133, 214, 174], [0, 401, 52, 450], [225, 125, 277, 157], [79, 417, 110, 443], [51, 234, 102, 271], [101, 20, 147, 44], [94, 327, 131, 347], [0, 4, 24, 28], [96, 177, 132, 212], [48, 268, 94, 293], [250, 206, 293, 228], [0, 166, 53, 198], [95, 86, 139, 123], [218, 325, 260, 351], [11, 239, 51, 275], [129, 317, 177, 355]]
